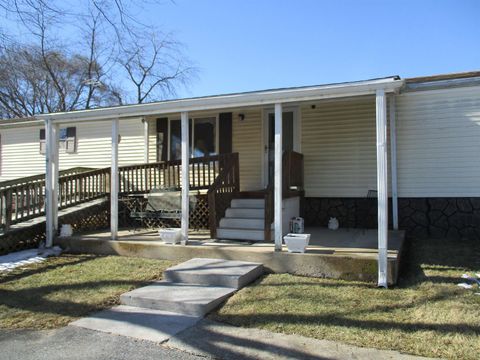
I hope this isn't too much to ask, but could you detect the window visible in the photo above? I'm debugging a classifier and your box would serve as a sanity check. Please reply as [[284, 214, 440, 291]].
[[39, 127, 76, 154], [168, 117, 217, 160], [193, 117, 216, 157]]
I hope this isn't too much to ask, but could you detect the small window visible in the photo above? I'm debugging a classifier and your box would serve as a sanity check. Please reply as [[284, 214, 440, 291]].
[[39, 127, 76, 154], [39, 129, 46, 154]]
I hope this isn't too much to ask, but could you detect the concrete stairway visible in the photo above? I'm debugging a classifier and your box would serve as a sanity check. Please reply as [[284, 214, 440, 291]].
[[217, 198, 273, 242], [121, 258, 264, 317], [70, 258, 263, 342]]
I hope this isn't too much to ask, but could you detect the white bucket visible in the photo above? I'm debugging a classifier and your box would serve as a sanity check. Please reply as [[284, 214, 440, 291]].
[[284, 233, 311, 253], [158, 228, 182, 244]]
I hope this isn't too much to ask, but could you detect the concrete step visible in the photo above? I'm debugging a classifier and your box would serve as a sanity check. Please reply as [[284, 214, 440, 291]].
[[225, 208, 264, 219], [231, 198, 265, 209], [120, 281, 236, 317], [164, 258, 264, 289], [70, 305, 201, 343], [217, 227, 271, 242], [219, 217, 265, 229]]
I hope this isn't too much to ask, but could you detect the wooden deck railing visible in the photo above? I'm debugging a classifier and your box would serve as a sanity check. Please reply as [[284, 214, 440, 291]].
[[0, 154, 236, 233], [263, 150, 304, 240], [58, 168, 110, 209], [0, 167, 110, 232], [207, 153, 240, 238], [0, 167, 95, 190], [118, 154, 230, 194]]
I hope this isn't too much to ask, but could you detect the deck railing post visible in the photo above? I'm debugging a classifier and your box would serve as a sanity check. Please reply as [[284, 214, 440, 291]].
[[3, 189, 12, 232]]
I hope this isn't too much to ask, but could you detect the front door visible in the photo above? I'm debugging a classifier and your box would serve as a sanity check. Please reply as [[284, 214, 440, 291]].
[[264, 110, 295, 187]]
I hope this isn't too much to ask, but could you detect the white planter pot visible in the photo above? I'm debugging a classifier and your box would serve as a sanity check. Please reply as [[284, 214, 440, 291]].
[[158, 228, 182, 244], [284, 233, 311, 253]]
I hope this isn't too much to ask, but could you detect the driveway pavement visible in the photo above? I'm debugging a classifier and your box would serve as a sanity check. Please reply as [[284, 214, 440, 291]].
[[0, 326, 209, 360]]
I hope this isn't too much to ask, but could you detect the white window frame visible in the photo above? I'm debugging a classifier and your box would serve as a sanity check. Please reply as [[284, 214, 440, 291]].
[[167, 114, 219, 160]]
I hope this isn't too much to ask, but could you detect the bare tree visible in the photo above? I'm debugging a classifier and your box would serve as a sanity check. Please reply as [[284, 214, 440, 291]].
[[0, 44, 121, 118], [0, 0, 197, 118], [121, 33, 195, 104]]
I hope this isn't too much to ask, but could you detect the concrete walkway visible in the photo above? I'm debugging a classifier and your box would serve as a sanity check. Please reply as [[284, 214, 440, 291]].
[[67, 257, 433, 359], [70, 258, 264, 342]]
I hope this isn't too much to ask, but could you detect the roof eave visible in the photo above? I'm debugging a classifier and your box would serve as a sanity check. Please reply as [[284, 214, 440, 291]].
[[36, 77, 403, 124]]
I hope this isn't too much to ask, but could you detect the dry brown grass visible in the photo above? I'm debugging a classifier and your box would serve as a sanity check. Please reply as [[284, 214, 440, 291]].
[[0, 254, 173, 329], [211, 237, 480, 360]]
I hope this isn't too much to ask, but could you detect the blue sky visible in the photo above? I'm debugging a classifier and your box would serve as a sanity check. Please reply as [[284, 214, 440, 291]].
[[146, 0, 480, 98]]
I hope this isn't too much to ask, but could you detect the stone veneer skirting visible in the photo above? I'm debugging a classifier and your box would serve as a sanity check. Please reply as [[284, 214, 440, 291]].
[[304, 197, 480, 240]]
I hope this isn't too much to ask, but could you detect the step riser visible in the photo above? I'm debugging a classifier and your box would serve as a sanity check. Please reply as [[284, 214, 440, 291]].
[[219, 218, 264, 229], [120, 292, 232, 317], [225, 208, 264, 219], [231, 199, 265, 209], [217, 228, 270, 241], [164, 265, 264, 289]]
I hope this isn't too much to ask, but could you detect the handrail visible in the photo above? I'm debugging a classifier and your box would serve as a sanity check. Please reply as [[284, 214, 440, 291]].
[[207, 153, 240, 238], [118, 154, 228, 194], [0, 167, 95, 190], [263, 150, 304, 241], [0, 154, 236, 234]]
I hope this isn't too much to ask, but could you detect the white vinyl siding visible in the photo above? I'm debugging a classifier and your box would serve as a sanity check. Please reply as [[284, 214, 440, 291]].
[[396, 86, 480, 197], [0, 118, 145, 181], [232, 108, 263, 191], [301, 96, 379, 197]]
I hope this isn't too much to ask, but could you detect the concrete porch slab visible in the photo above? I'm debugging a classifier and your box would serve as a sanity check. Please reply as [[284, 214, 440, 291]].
[[120, 282, 237, 316], [164, 258, 263, 289], [69, 305, 201, 343], [59, 228, 405, 285]]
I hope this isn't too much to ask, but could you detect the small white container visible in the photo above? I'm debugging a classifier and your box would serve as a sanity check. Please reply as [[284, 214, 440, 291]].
[[283, 233, 311, 253], [289, 217, 304, 234], [59, 224, 73, 237], [158, 228, 182, 244]]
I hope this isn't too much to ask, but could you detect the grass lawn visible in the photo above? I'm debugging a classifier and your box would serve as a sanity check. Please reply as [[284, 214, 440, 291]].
[[211, 237, 480, 360], [0, 254, 173, 329]]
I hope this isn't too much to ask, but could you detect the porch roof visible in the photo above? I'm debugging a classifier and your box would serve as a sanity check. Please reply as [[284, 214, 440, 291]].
[[8, 75, 403, 126]]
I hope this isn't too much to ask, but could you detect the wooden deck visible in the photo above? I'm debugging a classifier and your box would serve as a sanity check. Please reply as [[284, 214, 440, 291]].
[[59, 227, 405, 285]]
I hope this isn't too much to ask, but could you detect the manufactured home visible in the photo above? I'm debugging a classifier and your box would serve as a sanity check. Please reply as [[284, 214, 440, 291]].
[[0, 71, 479, 286]]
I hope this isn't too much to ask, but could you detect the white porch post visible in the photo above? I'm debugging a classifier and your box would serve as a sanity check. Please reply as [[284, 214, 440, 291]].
[[389, 96, 399, 230], [143, 117, 149, 163], [376, 89, 389, 288], [274, 103, 283, 251], [45, 119, 54, 247], [181, 111, 190, 245], [45, 120, 59, 247], [110, 119, 119, 240], [52, 124, 59, 233]]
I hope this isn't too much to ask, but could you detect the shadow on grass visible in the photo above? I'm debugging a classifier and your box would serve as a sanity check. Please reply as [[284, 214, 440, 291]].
[[0, 255, 98, 285], [214, 311, 480, 336], [398, 236, 479, 287], [0, 279, 152, 318]]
